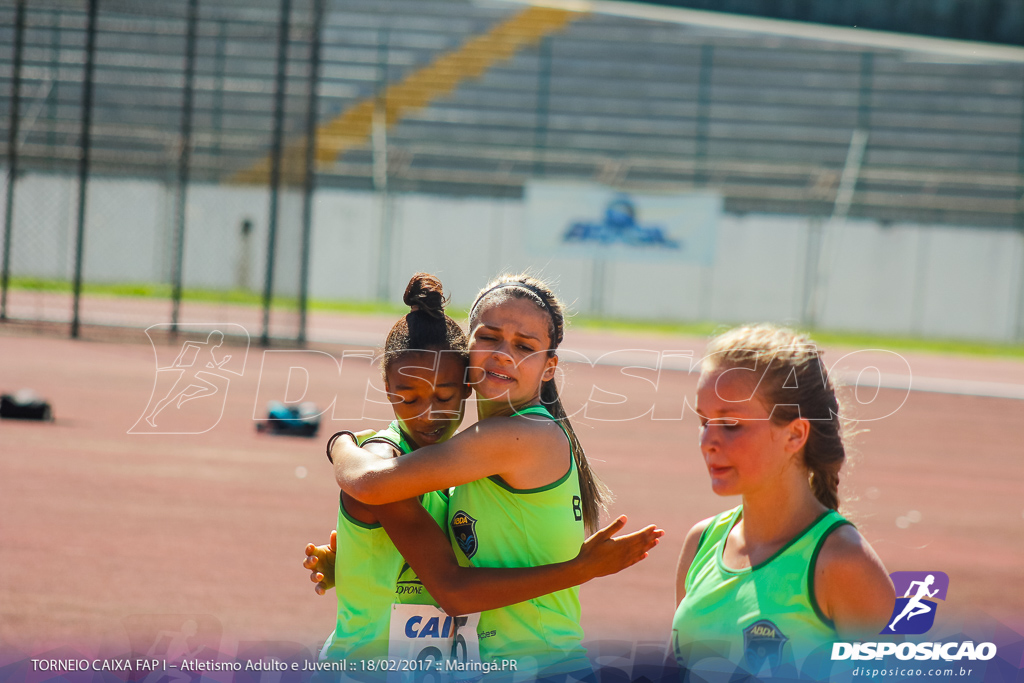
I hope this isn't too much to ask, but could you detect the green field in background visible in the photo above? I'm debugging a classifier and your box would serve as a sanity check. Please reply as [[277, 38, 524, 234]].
[[7, 278, 1023, 360]]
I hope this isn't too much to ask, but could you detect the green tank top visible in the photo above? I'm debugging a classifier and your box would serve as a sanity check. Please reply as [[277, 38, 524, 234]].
[[672, 506, 852, 680], [446, 405, 589, 677], [320, 422, 450, 662]]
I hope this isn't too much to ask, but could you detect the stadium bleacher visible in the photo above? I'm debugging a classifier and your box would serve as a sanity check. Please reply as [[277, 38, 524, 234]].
[[1, 0, 1022, 227]]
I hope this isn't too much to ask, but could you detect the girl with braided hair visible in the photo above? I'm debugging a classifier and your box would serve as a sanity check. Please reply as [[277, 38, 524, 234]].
[[318, 273, 660, 679], [672, 324, 894, 681], [331, 274, 652, 680]]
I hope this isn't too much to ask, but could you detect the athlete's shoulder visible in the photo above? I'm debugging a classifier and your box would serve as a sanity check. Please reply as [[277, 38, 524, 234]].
[[683, 515, 716, 550], [815, 523, 881, 575], [814, 522, 895, 637], [678, 517, 715, 569], [675, 514, 721, 604], [360, 421, 412, 454], [467, 410, 566, 447], [362, 439, 401, 459]]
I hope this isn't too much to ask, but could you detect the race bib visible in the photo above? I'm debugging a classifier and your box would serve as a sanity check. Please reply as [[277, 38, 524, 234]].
[[387, 604, 481, 683]]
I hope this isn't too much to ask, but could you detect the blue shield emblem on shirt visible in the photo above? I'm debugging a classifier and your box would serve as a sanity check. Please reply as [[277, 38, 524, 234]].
[[450, 510, 478, 559], [743, 619, 788, 673]]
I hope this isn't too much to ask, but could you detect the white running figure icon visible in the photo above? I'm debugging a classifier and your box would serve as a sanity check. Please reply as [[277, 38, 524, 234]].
[[888, 574, 939, 631], [145, 330, 232, 427], [141, 619, 204, 683]]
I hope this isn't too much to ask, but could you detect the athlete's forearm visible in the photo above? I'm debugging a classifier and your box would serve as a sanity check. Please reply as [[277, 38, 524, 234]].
[[373, 497, 593, 616], [428, 561, 591, 616], [380, 503, 660, 617], [424, 517, 661, 615], [331, 435, 402, 504]]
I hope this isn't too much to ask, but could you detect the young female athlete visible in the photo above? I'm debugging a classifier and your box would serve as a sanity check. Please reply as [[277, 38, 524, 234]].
[[316, 273, 661, 673], [672, 324, 895, 681], [331, 274, 649, 680]]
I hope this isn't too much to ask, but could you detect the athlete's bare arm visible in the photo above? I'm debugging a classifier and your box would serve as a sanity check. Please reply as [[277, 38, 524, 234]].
[[675, 518, 714, 607], [374, 499, 662, 616], [814, 525, 895, 639], [302, 440, 396, 594], [332, 416, 565, 505]]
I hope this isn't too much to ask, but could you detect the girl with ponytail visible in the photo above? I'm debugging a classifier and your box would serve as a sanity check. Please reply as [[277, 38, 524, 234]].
[[332, 273, 653, 680], [322, 273, 661, 679], [672, 324, 894, 680]]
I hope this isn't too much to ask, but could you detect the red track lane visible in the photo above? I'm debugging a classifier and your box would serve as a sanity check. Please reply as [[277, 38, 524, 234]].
[[1, 320, 1022, 660]]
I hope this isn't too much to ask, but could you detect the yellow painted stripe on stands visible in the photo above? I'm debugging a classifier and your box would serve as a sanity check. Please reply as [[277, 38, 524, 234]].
[[232, 6, 582, 185]]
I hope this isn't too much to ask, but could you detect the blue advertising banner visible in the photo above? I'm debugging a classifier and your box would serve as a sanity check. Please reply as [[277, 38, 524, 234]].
[[524, 181, 721, 264]]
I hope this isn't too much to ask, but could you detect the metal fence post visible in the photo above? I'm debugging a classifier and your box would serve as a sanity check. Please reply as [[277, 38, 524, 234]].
[[858, 51, 874, 135], [374, 26, 392, 303], [213, 19, 227, 162], [804, 51, 874, 327], [1017, 65, 1024, 233], [695, 44, 714, 186], [47, 10, 60, 159], [695, 43, 715, 321], [1016, 66, 1024, 341], [171, 0, 200, 335], [71, 0, 99, 339], [532, 36, 552, 178], [261, 0, 292, 347], [298, 0, 325, 345], [1, 0, 26, 321]]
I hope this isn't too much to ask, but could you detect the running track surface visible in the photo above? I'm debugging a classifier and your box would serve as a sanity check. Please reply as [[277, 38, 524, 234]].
[[1, 302, 1023, 661]]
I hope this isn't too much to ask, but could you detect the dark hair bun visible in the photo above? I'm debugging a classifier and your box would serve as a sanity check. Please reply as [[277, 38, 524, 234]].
[[404, 272, 447, 319]]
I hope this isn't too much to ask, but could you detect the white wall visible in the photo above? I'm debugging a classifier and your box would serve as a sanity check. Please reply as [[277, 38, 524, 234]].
[[2, 172, 1022, 343], [0, 173, 77, 280]]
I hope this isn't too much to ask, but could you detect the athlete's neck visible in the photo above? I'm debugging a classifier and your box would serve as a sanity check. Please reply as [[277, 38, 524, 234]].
[[738, 474, 826, 552], [476, 396, 543, 420]]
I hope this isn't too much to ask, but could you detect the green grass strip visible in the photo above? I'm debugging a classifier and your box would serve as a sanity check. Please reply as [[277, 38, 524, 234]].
[[7, 277, 1022, 359]]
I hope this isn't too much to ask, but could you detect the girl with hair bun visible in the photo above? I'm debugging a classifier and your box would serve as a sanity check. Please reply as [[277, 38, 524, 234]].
[[331, 273, 659, 680], [312, 273, 661, 675], [672, 324, 895, 680]]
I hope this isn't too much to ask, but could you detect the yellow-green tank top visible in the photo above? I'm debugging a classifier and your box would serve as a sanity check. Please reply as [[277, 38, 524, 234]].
[[672, 505, 852, 680], [447, 405, 589, 677], [320, 422, 449, 662]]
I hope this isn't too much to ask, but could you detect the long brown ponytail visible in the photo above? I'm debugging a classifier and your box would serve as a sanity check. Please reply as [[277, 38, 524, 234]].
[[470, 274, 610, 533]]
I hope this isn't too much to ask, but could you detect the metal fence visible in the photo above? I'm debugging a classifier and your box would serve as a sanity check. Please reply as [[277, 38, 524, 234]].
[[1, 0, 1023, 343], [0, 0, 324, 342]]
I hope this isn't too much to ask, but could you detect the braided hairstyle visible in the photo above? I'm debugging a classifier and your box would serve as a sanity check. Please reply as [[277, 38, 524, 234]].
[[469, 274, 610, 533], [382, 273, 468, 380], [702, 324, 845, 511]]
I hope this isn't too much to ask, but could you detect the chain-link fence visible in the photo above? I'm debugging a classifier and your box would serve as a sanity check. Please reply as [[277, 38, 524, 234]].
[[0, 0, 322, 342], [2, 0, 1023, 342]]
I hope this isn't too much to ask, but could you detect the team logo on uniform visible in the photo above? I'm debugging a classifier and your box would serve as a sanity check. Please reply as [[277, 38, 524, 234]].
[[743, 620, 788, 672], [395, 562, 426, 599], [450, 510, 478, 559], [883, 571, 949, 634]]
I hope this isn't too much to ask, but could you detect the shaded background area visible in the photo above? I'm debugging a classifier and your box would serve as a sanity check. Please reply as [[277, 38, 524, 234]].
[[638, 0, 1024, 47]]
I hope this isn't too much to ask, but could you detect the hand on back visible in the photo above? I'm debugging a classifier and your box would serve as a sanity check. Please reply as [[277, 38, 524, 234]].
[[303, 529, 337, 595]]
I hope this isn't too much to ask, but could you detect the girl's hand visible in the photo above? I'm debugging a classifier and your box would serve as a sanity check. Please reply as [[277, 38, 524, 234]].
[[302, 530, 337, 595], [576, 515, 664, 580]]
